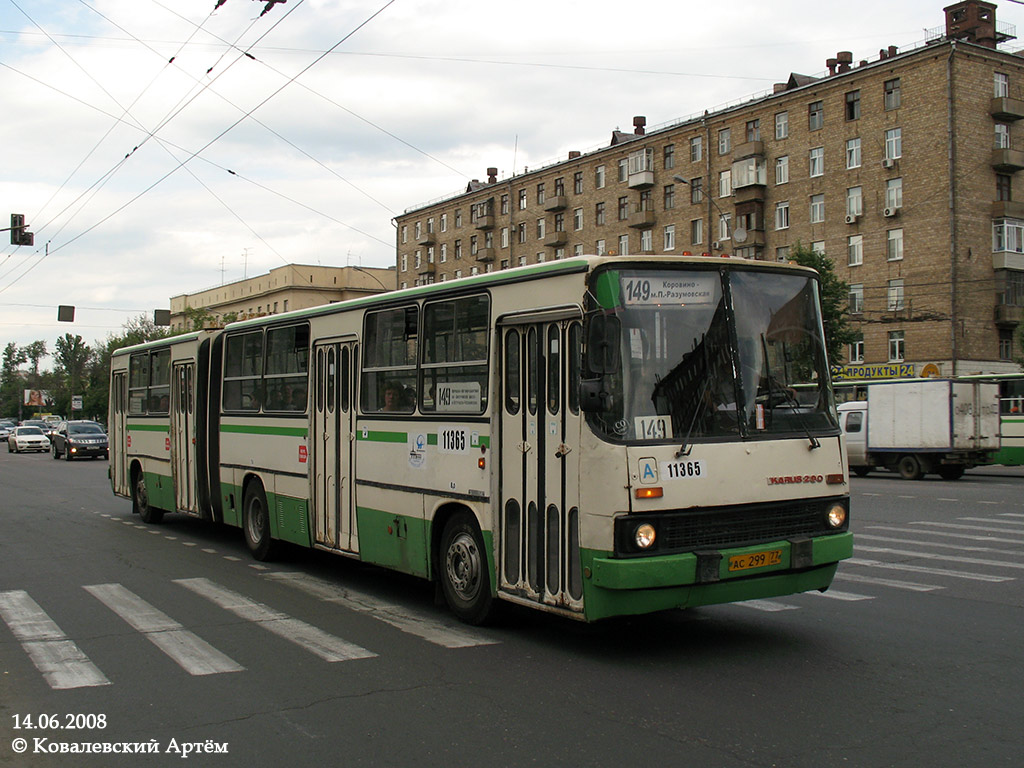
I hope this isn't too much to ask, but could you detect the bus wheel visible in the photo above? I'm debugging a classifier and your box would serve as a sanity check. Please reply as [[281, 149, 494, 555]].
[[439, 512, 493, 625], [134, 471, 164, 524], [243, 482, 276, 561], [897, 455, 923, 481]]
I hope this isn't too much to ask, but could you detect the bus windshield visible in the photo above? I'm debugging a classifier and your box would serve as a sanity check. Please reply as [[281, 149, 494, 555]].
[[588, 267, 837, 443]]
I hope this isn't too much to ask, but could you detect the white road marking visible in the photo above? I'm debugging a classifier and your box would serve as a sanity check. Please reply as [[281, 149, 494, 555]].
[[807, 589, 873, 601], [733, 599, 799, 612], [0, 590, 110, 690], [856, 545, 1024, 571], [84, 583, 243, 676], [174, 578, 376, 662], [866, 524, 1024, 545], [833, 571, 942, 592], [856, 533, 1024, 557], [845, 558, 1012, 583], [264, 571, 498, 649]]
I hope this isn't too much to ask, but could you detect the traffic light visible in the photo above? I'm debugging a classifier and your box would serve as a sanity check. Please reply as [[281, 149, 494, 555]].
[[9, 214, 33, 246]]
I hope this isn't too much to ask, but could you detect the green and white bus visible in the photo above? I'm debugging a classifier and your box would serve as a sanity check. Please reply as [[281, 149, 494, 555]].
[[109, 255, 852, 623]]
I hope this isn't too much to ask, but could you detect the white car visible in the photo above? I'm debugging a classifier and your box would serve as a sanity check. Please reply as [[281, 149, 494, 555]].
[[7, 426, 51, 453]]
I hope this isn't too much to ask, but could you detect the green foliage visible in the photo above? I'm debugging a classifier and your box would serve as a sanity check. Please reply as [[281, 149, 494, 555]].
[[789, 243, 858, 370], [183, 305, 214, 331]]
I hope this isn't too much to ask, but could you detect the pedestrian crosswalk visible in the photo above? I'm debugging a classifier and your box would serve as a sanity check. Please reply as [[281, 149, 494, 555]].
[[0, 569, 498, 690], [736, 511, 1024, 612]]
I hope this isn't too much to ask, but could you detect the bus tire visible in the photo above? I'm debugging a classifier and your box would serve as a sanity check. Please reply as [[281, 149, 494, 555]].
[[243, 481, 276, 561], [897, 454, 923, 481], [439, 512, 493, 625], [133, 469, 164, 524]]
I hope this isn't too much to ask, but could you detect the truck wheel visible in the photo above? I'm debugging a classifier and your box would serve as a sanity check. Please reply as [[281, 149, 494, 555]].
[[897, 455, 923, 480], [852, 466, 870, 477], [938, 465, 964, 480]]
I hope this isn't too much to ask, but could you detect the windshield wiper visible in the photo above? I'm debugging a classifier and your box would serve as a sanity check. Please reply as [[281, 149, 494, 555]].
[[759, 334, 820, 450]]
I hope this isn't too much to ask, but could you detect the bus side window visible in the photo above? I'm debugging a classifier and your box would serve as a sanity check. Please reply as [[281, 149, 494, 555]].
[[361, 306, 418, 413]]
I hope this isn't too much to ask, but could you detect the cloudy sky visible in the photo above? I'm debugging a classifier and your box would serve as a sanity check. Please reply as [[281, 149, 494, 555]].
[[1, 0, 1020, 362]]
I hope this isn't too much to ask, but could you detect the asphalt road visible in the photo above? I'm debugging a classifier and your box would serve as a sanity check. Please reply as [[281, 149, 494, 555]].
[[1, 451, 1022, 768]]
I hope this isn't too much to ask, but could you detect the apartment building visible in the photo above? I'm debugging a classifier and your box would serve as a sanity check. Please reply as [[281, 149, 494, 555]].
[[168, 263, 395, 332], [395, 0, 1024, 378]]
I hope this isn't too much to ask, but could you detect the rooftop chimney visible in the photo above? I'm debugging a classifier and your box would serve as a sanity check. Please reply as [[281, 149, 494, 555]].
[[487, 167, 497, 184], [836, 51, 853, 73], [633, 116, 646, 135], [568, 151, 581, 159], [945, 0, 999, 48]]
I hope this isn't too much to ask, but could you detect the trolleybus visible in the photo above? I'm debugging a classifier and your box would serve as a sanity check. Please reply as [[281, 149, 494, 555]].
[[109, 255, 852, 623]]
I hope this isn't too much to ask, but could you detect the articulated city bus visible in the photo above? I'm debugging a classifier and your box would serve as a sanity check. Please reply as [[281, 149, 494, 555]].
[[110, 255, 852, 623]]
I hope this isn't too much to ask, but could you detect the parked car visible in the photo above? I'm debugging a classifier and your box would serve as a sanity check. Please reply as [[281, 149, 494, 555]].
[[8, 426, 51, 453], [50, 420, 109, 461]]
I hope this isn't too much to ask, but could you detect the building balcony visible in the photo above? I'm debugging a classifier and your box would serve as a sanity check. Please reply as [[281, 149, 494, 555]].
[[416, 261, 435, 275], [544, 231, 568, 247], [733, 184, 766, 204], [627, 171, 654, 190], [416, 231, 436, 246], [993, 250, 1024, 270], [991, 148, 1024, 172], [628, 209, 656, 229], [995, 303, 1023, 326], [543, 195, 568, 212], [992, 96, 1024, 121], [732, 140, 765, 160], [992, 200, 1024, 218], [474, 248, 495, 263], [473, 213, 495, 230]]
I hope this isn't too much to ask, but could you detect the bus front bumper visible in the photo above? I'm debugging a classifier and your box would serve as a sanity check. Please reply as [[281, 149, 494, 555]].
[[582, 531, 854, 621]]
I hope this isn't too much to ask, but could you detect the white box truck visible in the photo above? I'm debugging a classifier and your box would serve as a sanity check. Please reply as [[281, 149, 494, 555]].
[[837, 379, 1000, 480]]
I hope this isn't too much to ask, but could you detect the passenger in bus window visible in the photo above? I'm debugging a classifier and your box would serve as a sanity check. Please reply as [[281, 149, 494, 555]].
[[382, 381, 403, 412]]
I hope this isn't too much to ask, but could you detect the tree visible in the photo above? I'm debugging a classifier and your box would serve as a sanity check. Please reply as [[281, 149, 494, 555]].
[[790, 243, 858, 370], [1, 342, 28, 418], [53, 334, 93, 415], [21, 340, 47, 377], [85, 315, 172, 419], [183, 304, 214, 330]]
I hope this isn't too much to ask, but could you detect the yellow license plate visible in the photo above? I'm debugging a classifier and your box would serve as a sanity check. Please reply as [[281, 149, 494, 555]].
[[728, 549, 783, 572]]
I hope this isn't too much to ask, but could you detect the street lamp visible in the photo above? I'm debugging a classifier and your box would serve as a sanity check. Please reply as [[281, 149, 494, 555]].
[[672, 174, 745, 254]]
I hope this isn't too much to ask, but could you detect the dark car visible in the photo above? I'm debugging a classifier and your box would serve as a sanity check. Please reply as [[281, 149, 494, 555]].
[[51, 420, 109, 461]]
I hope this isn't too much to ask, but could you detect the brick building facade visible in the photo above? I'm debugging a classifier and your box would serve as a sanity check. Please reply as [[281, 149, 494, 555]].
[[395, 0, 1024, 378]]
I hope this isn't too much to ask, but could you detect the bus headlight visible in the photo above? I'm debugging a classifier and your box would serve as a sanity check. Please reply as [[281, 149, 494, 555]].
[[826, 503, 847, 529], [634, 523, 657, 550]]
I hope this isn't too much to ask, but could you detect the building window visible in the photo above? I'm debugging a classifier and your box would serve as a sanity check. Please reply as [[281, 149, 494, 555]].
[[885, 178, 903, 210], [553, 212, 565, 234], [810, 194, 825, 224], [595, 165, 606, 189], [848, 234, 863, 266], [846, 138, 862, 169], [440, 243, 448, 262], [1000, 330, 1013, 361], [996, 123, 1010, 149], [536, 218, 545, 239], [690, 135, 703, 162], [554, 177, 565, 197], [887, 279, 904, 311], [812, 240, 825, 254], [732, 156, 766, 188], [884, 128, 902, 160], [888, 331, 905, 362], [664, 184, 675, 210], [845, 90, 861, 121], [500, 228, 509, 249], [849, 284, 864, 314], [414, 221, 422, 240], [617, 196, 629, 220], [775, 246, 790, 262], [455, 239, 462, 259], [689, 177, 703, 203], [718, 127, 731, 155], [664, 224, 676, 251], [573, 208, 583, 230], [745, 119, 760, 142], [993, 218, 1024, 252], [775, 111, 789, 140], [887, 228, 904, 261], [401, 253, 408, 271], [640, 229, 653, 252], [618, 158, 628, 183], [498, 196, 508, 216], [776, 155, 789, 185], [401, 225, 408, 244], [518, 190, 527, 210], [595, 201, 606, 225], [515, 223, 525, 244], [809, 146, 824, 177], [663, 143, 675, 170], [808, 100, 823, 131], [884, 78, 901, 110], [691, 219, 703, 245], [775, 201, 790, 230], [850, 338, 865, 363], [574, 244, 583, 258], [618, 234, 629, 255], [440, 214, 448, 232], [536, 183, 545, 205], [455, 209, 463, 227], [995, 72, 1009, 98], [718, 214, 731, 241], [574, 171, 583, 194], [718, 169, 732, 198], [595, 239, 605, 256], [998, 173, 1013, 202], [846, 186, 863, 217], [628, 148, 654, 176]]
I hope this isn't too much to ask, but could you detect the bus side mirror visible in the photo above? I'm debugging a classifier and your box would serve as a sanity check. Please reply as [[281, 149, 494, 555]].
[[579, 379, 612, 413], [586, 314, 620, 375]]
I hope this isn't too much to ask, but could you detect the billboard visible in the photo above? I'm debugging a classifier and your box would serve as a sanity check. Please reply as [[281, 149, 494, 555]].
[[23, 389, 54, 407]]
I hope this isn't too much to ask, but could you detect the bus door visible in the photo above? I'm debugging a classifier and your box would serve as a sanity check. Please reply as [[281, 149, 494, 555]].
[[171, 361, 198, 514], [110, 370, 129, 497], [312, 339, 358, 552], [498, 315, 584, 611]]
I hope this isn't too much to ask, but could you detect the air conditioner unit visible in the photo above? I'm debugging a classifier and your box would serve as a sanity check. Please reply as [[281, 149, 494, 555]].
[[845, 214, 859, 224], [883, 207, 898, 218], [711, 241, 720, 249], [881, 158, 895, 169]]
